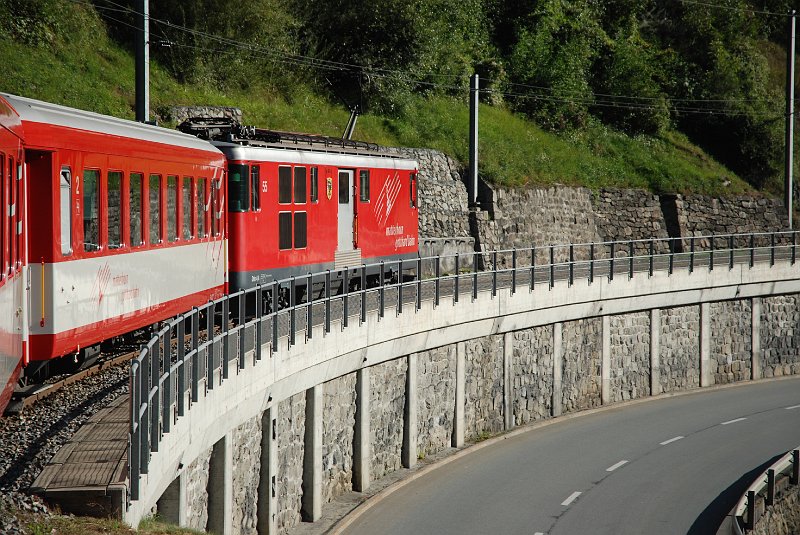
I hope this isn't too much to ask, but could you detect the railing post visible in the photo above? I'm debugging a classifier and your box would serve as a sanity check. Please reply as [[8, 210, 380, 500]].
[[689, 236, 695, 273], [307, 273, 313, 340], [343, 269, 349, 329], [628, 240, 634, 279], [589, 243, 594, 283], [746, 490, 756, 530], [192, 308, 200, 402], [568, 244, 574, 286], [222, 298, 229, 379], [255, 285, 263, 361], [549, 245, 555, 288], [379, 262, 385, 319], [793, 232, 797, 265], [454, 253, 460, 304], [511, 248, 517, 294], [398, 260, 404, 314], [177, 319, 185, 417], [472, 251, 478, 301], [325, 271, 331, 334], [770, 233, 775, 266], [272, 281, 279, 348], [361, 265, 367, 323], [207, 303, 214, 389], [416, 256, 422, 311], [289, 277, 296, 347], [709, 233, 714, 271], [609, 242, 615, 282], [530, 246, 536, 291], [729, 235, 734, 270], [238, 293, 246, 369], [767, 469, 776, 506], [750, 233, 755, 268], [649, 239, 654, 277], [669, 238, 674, 275], [792, 449, 799, 485], [434, 256, 440, 307], [492, 251, 497, 297]]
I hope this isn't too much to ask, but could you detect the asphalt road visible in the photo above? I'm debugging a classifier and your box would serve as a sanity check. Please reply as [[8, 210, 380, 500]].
[[342, 377, 800, 535]]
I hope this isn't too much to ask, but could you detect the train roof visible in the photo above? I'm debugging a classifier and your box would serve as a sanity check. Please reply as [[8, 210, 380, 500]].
[[0, 93, 221, 154], [213, 141, 418, 171]]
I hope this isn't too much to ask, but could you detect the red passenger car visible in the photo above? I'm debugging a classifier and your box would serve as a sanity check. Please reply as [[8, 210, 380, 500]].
[[1, 93, 227, 391], [214, 135, 419, 292]]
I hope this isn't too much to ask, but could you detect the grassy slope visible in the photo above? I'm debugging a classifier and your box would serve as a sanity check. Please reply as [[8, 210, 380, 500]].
[[0, 2, 751, 196]]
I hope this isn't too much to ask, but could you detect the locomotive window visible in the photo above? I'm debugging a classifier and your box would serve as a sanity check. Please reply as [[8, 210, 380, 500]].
[[294, 212, 307, 249], [167, 175, 178, 242], [250, 165, 260, 211], [228, 163, 249, 213], [197, 178, 207, 238], [339, 171, 350, 204], [182, 177, 192, 240], [359, 170, 370, 202], [211, 178, 221, 237], [410, 172, 418, 208], [279, 212, 292, 250], [294, 167, 306, 204], [149, 174, 161, 244], [130, 173, 143, 247], [107, 171, 122, 248], [278, 166, 291, 204], [83, 169, 100, 252], [310, 167, 319, 203], [9, 157, 15, 268]]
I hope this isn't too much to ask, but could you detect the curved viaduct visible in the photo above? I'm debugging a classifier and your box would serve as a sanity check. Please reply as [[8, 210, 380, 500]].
[[124, 243, 800, 534]]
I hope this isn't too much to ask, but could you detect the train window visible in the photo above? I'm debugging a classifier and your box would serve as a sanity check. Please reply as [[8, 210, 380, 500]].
[[83, 170, 100, 252], [58, 166, 73, 255], [310, 167, 319, 203], [16, 161, 21, 266], [278, 166, 291, 204], [294, 167, 306, 204], [250, 165, 260, 211], [182, 177, 192, 240], [0, 154, 5, 270], [197, 178, 207, 238], [211, 178, 221, 237], [294, 212, 307, 248], [228, 163, 249, 213], [359, 170, 370, 202], [149, 174, 161, 244], [410, 172, 417, 208], [339, 172, 350, 203], [130, 173, 143, 247], [9, 157, 15, 267], [279, 212, 292, 250], [107, 171, 122, 248], [167, 175, 178, 242]]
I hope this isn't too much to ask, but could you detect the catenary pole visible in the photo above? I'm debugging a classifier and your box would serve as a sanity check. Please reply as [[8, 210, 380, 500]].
[[136, 0, 150, 123], [786, 10, 796, 228], [469, 74, 479, 207]]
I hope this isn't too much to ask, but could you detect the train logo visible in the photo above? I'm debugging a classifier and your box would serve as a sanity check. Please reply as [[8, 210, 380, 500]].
[[326, 176, 333, 200]]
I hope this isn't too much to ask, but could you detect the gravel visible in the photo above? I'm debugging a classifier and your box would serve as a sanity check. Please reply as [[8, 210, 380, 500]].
[[0, 362, 130, 532]]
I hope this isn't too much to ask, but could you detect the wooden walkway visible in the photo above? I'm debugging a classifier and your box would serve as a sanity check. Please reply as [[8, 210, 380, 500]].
[[30, 394, 129, 516]]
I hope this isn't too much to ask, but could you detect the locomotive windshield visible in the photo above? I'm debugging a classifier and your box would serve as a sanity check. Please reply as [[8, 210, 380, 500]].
[[229, 163, 250, 212]]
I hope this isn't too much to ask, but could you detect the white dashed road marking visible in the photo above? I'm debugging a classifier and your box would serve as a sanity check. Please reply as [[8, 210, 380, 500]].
[[721, 417, 747, 425], [660, 436, 684, 445], [561, 491, 581, 506], [786, 404, 800, 410], [606, 460, 628, 472]]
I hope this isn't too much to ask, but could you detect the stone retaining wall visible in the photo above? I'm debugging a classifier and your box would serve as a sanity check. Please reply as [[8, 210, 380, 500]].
[[184, 448, 211, 532], [369, 359, 407, 481], [277, 393, 306, 533], [416, 346, 456, 458], [609, 312, 651, 402], [761, 296, 800, 378], [464, 336, 505, 439], [710, 300, 752, 384], [322, 374, 356, 504], [752, 481, 800, 535], [232, 417, 261, 535], [659, 306, 701, 393], [561, 318, 602, 413], [511, 326, 554, 426]]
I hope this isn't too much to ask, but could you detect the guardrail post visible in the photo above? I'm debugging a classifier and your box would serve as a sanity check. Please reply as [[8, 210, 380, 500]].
[[492, 251, 497, 297], [770, 233, 775, 266], [343, 269, 349, 329], [191, 309, 200, 402], [472, 251, 478, 301], [306, 273, 313, 340], [272, 281, 279, 348], [649, 239, 654, 277], [530, 246, 536, 291], [589, 243, 594, 283], [325, 271, 331, 334], [793, 232, 797, 265], [416, 256, 422, 310], [222, 298, 229, 379], [177, 319, 185, 417], [746, 490, 756, 530], [628, 241, 634, 279], [767, 468, 776, 506], [207, 304, 215, 390], [729, 235, 734, 270], [750, 233, 755, 268], [238, 293, 246, 368], [454, 253, 460, 304], [549, 245, 555, 288], [434, 256, 440, 307], [290, 277, 296, 347], [689, 236, 695, 273], [379, 262, 385, 319], [398, 260, 404, 314], [255, 285, 263, 361], [609, 242, 615, 282], [669, 238, 674, 275], [709, 233, 714, 271], [511, 248, 517, 294], [792, 449, 799, 484], [361, 265, 367, 323], [569, 244, 574, 286]]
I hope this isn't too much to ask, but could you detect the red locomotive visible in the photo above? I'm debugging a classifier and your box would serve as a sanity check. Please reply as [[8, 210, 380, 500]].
[[0, 94, 420, 414]]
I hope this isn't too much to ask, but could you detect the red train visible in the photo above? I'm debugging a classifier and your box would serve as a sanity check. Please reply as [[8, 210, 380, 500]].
[[0, 93, 419, 413]]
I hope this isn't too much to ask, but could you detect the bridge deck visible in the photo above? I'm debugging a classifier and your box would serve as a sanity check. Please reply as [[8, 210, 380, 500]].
[[30, 394, 129, 516]]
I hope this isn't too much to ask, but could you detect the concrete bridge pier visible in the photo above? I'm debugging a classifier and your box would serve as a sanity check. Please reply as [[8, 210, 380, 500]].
[[208, 432, 233, 535]]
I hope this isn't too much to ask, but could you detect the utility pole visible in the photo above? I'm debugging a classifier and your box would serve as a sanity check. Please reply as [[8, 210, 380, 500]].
[[786, 10, 796, 228], [469, 74, 479, 207], [135, 0, 150, 123]]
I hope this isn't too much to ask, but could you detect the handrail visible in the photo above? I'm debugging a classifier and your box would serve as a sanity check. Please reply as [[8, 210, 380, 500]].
[[127, 230, 800, 504]]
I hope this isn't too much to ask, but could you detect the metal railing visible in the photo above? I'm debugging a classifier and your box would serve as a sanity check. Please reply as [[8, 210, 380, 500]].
[[128, 231, 800, 503]]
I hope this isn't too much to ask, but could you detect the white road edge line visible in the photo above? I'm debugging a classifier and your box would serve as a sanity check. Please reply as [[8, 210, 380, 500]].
[[786, 404, 800, 410], [721, 417, 747, 425], [606, 460, 629, 472], [660, 436, 684, 445], [561, 491, 581, 506], [534, 532, 544, 535]]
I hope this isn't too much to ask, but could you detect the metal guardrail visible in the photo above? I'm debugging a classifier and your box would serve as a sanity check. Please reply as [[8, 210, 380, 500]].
[[732, 446, 800, 533], [127, 231, 800, 504]]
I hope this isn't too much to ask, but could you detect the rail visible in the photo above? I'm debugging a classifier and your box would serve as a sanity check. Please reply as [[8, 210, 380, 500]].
[[731, 446, 800, 533], [127, 230, 800, 504]]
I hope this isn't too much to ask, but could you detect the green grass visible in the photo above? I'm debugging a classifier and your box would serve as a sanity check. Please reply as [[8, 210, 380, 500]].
[[0, 1, 754, 196]]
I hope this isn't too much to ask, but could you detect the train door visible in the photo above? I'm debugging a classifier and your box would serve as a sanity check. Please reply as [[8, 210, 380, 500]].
[[337, 169, 354, 252]]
